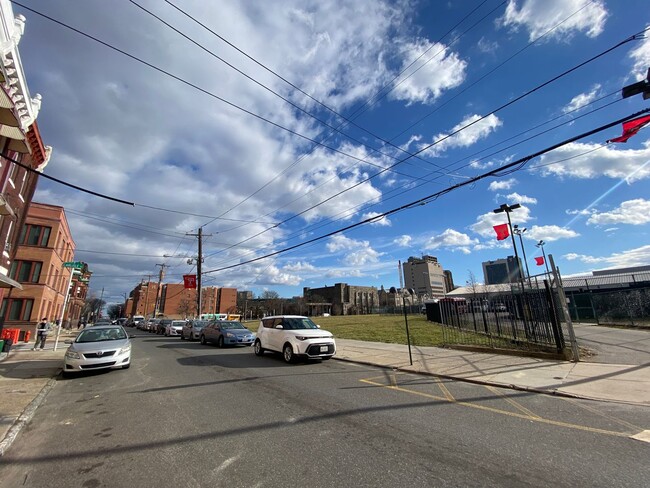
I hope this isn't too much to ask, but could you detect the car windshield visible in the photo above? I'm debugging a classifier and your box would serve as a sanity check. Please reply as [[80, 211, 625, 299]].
[[77, 327, 127, 342], [190, 321, 207, 329], [282, 318, 318, 330], [220, 321, 246, 330], [171, 321, 185, 327]]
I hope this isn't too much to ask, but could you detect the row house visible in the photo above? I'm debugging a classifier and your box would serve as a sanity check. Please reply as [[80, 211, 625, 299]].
[[2, 203, 88, 334], [0, 2, 52, 333]]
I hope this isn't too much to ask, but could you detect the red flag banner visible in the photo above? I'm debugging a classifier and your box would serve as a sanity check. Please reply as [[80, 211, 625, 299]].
[[183, 274, 197, 289], [493, 223, 510, 241], [607, 114, 650, 143], [534, 256, 545, 266]]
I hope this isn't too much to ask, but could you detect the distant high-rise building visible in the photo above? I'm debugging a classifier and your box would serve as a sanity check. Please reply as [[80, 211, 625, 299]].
[[403, 255, 446, 298], [443, 270, 455, 293], [482, 256, 522, 285]]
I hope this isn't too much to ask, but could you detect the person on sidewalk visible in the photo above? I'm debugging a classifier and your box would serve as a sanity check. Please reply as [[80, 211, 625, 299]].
[[33, 318, 53, 350]]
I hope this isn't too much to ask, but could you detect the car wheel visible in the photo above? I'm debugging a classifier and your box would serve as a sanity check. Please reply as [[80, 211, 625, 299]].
[[254, 339, 264, 356], [61, 370, 71, 378], [200, 335, 207, 345], [180, 333, 184, 340], [283, 344, 294, 364], [122, 363, 130, 369], [217, 336, 224, 348]]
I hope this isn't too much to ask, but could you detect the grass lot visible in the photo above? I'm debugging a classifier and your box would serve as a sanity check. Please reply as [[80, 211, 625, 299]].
[[244, 314, 445, 346], [306, 314, 446, 347]]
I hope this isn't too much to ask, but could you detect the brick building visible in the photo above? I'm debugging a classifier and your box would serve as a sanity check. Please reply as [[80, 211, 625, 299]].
[[2, 203, 85, 334], [160, 283, 196, 319], [127, 281, 159, 318], [216, 287, 237, 314], [0, 2, 52, 326], [303, 283, 378, 316]]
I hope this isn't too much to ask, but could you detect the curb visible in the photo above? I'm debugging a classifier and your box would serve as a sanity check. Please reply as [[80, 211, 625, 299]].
[[332, 356, 646, 407], [0, 375, 59, 457]]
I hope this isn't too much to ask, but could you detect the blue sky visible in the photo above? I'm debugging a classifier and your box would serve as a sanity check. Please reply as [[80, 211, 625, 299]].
[[13, 0, 650, 305]]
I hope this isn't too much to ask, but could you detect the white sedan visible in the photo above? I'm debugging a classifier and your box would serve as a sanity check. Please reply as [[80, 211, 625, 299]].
[[63, 325, 132, 376], [165, 320, 186, 336]]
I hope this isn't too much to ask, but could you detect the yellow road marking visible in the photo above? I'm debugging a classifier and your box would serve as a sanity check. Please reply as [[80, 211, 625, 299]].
[[435, 377, 455, 403], [359, 378, 634, 438], [484, 385, 541, 419], [559, 396, 643, 431]]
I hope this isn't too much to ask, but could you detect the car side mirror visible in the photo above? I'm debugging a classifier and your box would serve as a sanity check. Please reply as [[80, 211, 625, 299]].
[[129, 335, 136, 339], [275, 325, 284, 329], [64, 340, 72, 344], [316, 324, 321, 328]]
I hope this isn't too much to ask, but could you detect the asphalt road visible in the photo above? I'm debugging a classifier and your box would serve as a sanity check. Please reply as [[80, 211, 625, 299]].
[[0, 333, 648, 488]]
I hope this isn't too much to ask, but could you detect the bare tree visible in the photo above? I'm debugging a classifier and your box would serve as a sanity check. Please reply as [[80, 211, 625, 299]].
[[177, 298, 193, 319]]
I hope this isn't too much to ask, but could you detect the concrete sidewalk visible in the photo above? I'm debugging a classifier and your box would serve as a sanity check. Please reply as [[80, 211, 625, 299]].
[[0, 331, 648, 457], [334, 339, 650, 406]]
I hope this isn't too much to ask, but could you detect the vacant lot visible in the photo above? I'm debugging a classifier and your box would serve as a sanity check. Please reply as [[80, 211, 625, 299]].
[[243, 314, 445, 347]]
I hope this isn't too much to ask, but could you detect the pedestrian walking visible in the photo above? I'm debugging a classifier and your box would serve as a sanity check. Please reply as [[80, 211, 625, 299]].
[[33, 317, 53, 350]]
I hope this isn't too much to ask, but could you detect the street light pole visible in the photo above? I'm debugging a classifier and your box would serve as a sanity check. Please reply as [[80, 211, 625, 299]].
[[513, 225, 532, 288], [54, 269, 81, 351], [493, 203, 526, 290], [536, 240, 551, 276]]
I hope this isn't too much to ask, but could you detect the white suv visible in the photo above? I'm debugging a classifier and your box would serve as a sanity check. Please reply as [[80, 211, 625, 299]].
[[254, 315, 336, 363]]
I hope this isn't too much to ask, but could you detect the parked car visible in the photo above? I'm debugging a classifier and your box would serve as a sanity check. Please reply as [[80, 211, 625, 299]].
[[129, 315, 145, 328], [165, 320, 185, 337], [92, 319, 112, 327], [491, 302, 507, 312], [181, 319, 208, 341], [254, 315, 336, 363], [63, 325, 133, 376], [156, 319, 172, 335], [200, 320, 255, 347]]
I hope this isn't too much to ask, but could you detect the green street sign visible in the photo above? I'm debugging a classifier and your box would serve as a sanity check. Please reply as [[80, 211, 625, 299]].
[[63, 261, 85, 270]]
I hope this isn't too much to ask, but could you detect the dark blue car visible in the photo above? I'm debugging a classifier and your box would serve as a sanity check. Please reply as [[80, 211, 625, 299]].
[[200, 320, 255, 347]]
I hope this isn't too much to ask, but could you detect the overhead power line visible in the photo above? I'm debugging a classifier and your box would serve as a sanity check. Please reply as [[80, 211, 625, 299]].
[[201, 109, 650, 275]]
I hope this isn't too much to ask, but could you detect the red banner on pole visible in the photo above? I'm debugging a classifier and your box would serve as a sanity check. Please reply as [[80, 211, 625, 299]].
[[183, 274, 197, 289], [493, 223, 510, 241], [534, 256, 545, 266]]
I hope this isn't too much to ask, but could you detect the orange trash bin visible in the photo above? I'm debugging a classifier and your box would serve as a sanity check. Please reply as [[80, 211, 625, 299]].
[[24, 330, 31, 342]]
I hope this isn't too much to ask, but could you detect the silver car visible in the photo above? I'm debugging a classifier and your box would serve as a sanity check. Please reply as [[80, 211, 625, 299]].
[[63, 325, 133, 376], [181, 319, 208, 341]]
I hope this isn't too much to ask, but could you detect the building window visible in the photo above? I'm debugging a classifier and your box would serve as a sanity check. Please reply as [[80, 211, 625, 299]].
[[19, 224, 52, 247], [9, 260, 43, 283], [1, 298, 34, 321]]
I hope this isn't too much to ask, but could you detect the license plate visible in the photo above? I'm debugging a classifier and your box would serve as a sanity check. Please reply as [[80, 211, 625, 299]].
[[320, 345, 328, 352]]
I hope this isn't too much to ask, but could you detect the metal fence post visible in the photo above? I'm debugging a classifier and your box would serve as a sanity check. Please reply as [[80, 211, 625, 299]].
[[549, 255, 579, 362]]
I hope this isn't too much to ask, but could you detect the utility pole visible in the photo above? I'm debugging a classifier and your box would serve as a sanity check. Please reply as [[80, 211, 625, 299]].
[[142, 275, 151, 317], [186, 227, 211, 318], [96, 287, 104, 319], [154, 264, 167, 316]]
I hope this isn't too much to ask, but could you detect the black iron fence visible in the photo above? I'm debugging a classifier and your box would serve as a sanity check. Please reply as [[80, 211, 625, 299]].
[[566, 287, 650, 327], [431, 286, 566, 353]]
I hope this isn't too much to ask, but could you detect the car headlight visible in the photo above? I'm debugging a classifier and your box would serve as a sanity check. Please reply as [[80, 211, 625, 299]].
[[225, 332, 235, 338], [65, 350, 80, 359], [119, 343, 132, 355], [295, 335, 308, 341]]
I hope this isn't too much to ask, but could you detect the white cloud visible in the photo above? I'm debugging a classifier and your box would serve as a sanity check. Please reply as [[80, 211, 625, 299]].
[[326, 235, 383, 266], [505, 192, 537, 204], [477, 37, 499, 55], [526, 225, 580, 242], [469, 205, 532, 238], [362, 212, 391, 226], [393, 235, 412, 247], [535, 142, 650, 181], [419, 114, 502, 157], [390, 38, 467, 104], [470, 159, 494, 170], [283, 261, 317, 272], [499, 0, 608, 41], [488, 178, 517, 191], [629, 24, 650, 80], [425, 229, 478, 254], [562, 84, 600, 113], [564, 245, 650, 268], [587, 199, 650, 226]]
